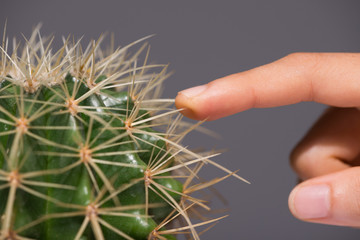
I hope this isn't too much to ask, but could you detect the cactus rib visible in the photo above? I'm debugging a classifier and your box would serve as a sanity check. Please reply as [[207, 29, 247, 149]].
[[0, 26, 247, 240]]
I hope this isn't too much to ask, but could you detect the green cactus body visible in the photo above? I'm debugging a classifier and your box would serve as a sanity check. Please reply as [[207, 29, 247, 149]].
[[0, 27, 246, 240]]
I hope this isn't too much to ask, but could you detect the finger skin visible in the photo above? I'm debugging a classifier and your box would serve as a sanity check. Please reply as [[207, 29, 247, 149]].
[[289, 107, 360, 227], [175, 53, 360, 120], [290, 107, 360, 180], [176, 53, 360, 227], [289, 167, 360, 227]]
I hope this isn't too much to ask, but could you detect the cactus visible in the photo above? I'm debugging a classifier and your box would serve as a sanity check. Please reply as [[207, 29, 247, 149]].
[[0, 26, 247, 240]]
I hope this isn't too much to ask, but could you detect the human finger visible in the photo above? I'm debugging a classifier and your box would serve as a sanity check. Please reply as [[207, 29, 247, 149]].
[[290, 107, 360, 180], [288, 167, 360, 227], [175, 53, 360, 120]]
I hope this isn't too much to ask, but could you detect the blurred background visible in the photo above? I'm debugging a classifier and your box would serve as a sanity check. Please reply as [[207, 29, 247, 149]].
[[1, 0, 360, 239]]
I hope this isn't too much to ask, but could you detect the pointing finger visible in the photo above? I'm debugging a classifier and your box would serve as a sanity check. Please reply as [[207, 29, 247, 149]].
[[176, 53, 360, 120]]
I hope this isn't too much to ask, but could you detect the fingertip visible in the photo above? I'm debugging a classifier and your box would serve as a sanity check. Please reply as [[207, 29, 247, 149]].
[[288, 168, 360, 227], [175, 91, 205, 120], [288, 183, 331, 221], [175, 75, 255, 121], [288, 186, 298, 218]]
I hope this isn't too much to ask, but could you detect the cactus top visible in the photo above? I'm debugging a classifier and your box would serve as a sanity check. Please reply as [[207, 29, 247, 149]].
[[0, 26, 246, 240]]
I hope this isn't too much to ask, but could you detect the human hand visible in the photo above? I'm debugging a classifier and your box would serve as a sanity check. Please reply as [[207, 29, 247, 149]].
[[175, 53, 360, 227]]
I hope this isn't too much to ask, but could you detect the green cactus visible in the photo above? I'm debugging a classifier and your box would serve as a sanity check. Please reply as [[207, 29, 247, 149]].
[[0, 26, 247, 240]]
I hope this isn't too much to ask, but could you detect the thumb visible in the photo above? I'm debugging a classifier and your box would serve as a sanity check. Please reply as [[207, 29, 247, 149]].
[[288, 166, 360, 227]]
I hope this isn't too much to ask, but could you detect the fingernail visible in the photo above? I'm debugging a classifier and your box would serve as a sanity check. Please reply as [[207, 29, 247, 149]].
[[291, 184, 330, 219], [179, 85, 207, 98]]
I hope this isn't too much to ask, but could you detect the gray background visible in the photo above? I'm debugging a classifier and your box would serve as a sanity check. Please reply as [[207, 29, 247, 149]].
[[1, 0, 360, 239]]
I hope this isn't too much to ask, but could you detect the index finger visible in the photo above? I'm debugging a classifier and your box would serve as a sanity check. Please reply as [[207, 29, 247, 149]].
[[175, 53, 360, 120]]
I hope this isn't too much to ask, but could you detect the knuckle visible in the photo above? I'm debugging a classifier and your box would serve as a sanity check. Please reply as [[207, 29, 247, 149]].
[[289, 143, 319, 179], [289, 143, 304, 172], [290, 142, 306, 171], [285, 52, 322, 74], [284, 52, 323, 101]]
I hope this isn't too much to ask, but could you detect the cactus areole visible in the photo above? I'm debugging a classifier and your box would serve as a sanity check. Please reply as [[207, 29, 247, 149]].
[[0, 27, 247, 240]]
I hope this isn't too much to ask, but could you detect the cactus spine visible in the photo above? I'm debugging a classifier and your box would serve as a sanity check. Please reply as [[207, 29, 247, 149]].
[[0, 26, 247, 240]]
